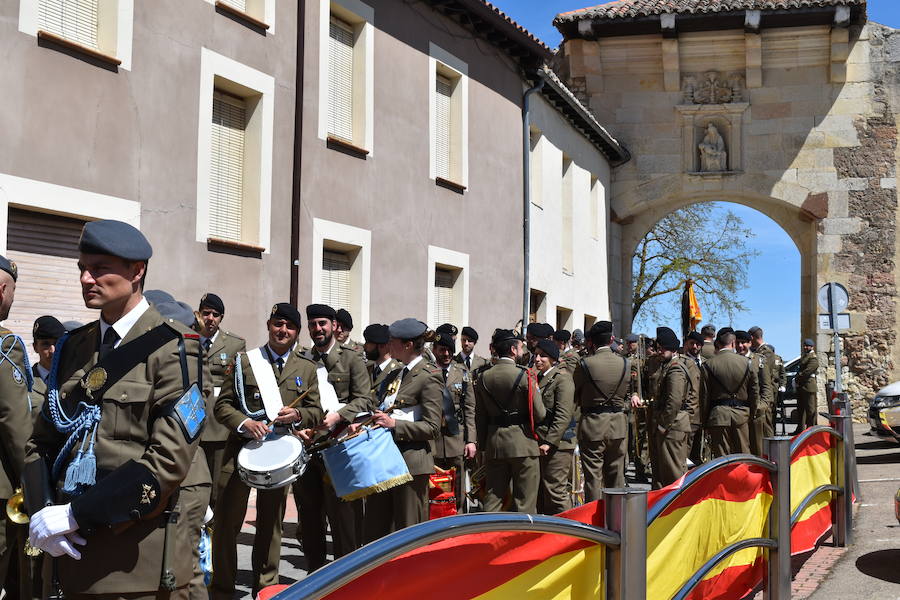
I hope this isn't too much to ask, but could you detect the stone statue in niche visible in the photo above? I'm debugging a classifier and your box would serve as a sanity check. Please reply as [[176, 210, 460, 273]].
[[681, 71, 744, 104], [698, 123, 727, 172]]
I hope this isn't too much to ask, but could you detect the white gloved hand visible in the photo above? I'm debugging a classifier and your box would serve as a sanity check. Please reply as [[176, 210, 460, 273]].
[[41, 532, 86, 560], [29, 503, 79, 550], [204, 506, 214, 524]]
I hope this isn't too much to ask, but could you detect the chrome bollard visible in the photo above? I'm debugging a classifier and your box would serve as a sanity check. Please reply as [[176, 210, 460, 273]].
[[603, 488, 647, 600], [832, 399, 853, 546], [764, 437, 792, 600]]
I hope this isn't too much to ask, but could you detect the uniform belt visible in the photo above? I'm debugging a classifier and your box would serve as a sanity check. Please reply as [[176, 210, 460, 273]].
[[490, 414, 525, 427], [582, 404, 623, 414], [712, 399, 749, 409]]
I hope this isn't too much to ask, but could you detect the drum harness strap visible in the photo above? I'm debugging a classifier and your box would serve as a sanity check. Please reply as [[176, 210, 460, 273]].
[[579, 356, 628, 414], [235, 352, 265, 420]]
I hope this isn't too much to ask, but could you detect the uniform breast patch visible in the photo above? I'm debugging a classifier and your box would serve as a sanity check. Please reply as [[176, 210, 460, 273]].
[[174, 384, 206, 442]]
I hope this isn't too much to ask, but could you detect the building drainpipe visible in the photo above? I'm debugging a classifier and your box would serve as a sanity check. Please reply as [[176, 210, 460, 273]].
[[289, 0, 306, 306], [522, 73, 546, 329]]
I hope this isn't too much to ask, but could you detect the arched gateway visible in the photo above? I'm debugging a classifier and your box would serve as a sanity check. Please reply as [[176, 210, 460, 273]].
[[553, 0, 899, 413]]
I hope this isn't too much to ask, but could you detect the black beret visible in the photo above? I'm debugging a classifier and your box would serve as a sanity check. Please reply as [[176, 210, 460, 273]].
[[270, 303, 302, 329], [553, 329, 571, 342], [492, 329, 520, 345], [306, 303, 337, 321], [33, 316, 65, 340], [436, 323, 458, 336], [336, 308, 353, 330], [434, 332, 455, 352], [716, 327, 735, 341], [144, 289, 175, 305], [686, 331, 705, 343], [363, 323, 390, 345], [461, 326, 479, 341], [199, 293, 225, 314], [656, 327, 680, 351], [625, 333, 639, 343], [526, 322, 542, 336], [79, 220, 152, 261], [735, 330, 752, 342], [528, 323, 554, 338], [389, 318, 427, 340], [157, 301, 196, 328], [536, 338, 559, 361], [0, 255, 18, 282], [594, 320, 613, 335]]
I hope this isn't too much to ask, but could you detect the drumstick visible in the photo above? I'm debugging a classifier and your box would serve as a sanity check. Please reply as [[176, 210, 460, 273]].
[[287, 388, 311, 409]]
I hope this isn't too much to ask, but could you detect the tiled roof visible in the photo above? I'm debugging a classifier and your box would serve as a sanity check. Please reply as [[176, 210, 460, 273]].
[[478, 1, 553, 53], [555, 0, 865, 23]]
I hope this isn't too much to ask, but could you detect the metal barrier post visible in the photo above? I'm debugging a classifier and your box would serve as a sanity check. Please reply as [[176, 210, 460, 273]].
[[832, 399, 852, 546], [838, 393, 860, 503], [764, 437, 792, 600], [604, 488, 647, 600]]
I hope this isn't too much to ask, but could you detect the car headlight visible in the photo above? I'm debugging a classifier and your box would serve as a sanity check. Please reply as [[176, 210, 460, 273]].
[[872, 395, 900, 409]]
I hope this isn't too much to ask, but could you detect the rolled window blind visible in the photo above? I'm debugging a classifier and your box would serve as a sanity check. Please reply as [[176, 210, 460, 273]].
[[433, 268, 454, 326], [209, 91, 246, 242], [39, 0, 99, 49], [322, 250, 351, 309], [434, 75, 452, 179], [328, 17, 355, 142]]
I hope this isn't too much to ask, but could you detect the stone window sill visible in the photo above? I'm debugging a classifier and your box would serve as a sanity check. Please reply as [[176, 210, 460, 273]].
[[215, 1, 270, 30], [37, 30, 122, 67], [326, 136, 370, 159], [436, 177, 466, 194], [207, 236, 266, 253]]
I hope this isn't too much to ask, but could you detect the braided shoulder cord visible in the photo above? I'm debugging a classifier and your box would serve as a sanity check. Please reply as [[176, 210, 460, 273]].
[[0, 333, 34, 394], [234, 352, 264, 419]]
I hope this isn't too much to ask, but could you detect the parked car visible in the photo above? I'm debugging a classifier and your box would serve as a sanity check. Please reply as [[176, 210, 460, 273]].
[[868, 381, 900, 440]]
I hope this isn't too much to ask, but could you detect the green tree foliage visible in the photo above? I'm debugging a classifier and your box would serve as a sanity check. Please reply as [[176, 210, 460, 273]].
[[632, 203, 759, 328]]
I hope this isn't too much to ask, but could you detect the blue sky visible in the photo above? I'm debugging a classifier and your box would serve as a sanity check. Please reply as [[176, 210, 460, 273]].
[[487, 0, 900, 357]]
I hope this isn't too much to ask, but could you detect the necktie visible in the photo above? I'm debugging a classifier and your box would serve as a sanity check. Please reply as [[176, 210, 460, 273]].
[[203, 338, 212, 353], [538, 372, 544, 384], [400, 367, 409, 382], [99, 327, 119, 360], [465, 356, 471, 370], [373, 365, 382, 381], [275, 357, 284, 374], [442, 369, 448, 383]]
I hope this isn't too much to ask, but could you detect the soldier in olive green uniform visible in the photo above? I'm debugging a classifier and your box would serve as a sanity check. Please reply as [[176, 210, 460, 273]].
[[749, 327, 779, 439], [431, 333, 476, 512], [649, 328, 693, 488], [29, 317, 66, 417], [682, 332, 706, 465], [573, 321, 631, 500], [737, 330, 773, 456], [194, 293, 246, 510], [700, 325, 717, 360], [366, 319, 442, 541], [454, 326, 489, 373], [553, 330, 580, 375], [212, 304, 321, 599], [25, 221, 211, 600], [533, 340, 576, 514], [475, 329, 545, 513], [293, 304, 371, 571], [363, 324, 402, 391], [701, 329, 759, 457], [334, 308, 364, 354], [794, 339, 820, 433], [624, 333, 651, 483]]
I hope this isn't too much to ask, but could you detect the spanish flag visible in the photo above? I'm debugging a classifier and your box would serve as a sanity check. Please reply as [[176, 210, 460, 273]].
[[681, 279, 703, 340]]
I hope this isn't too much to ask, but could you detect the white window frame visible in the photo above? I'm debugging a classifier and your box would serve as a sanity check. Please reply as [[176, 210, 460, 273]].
[[318, 0, 374, 153], [311, 218, 371, 327], [203, 0, 276, 32], [0, 173, 140, 252], [428, 43, 468, 188], [18, 0, 134, 70], [196, 48, 275, 251], [426, 245, 469, 332]]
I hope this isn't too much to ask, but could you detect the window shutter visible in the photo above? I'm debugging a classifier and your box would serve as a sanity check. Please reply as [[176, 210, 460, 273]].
[[328, 17, 354, 142], [434, 75, 452, 180], [433, 268, 454, 326], [209, 91, 246, 242], [322, 250, 352, 310], [218, 0, 247, 12], [39, 0, 99, 49]]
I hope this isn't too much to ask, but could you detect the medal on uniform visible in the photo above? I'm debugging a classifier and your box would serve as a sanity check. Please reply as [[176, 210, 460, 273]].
[[295, 376, 303, 387], [81, 366, 108, 400], [220, 352, 228, 365]]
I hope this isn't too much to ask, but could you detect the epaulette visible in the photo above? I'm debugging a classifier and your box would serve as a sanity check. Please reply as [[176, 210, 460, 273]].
[[0, 327, 11, 336], [223, 330, 245, 341], [293, 351, 316, 364]]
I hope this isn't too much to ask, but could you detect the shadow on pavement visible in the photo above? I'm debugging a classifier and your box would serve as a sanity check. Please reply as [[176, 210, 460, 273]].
[[855, 549, 900, 583], [855, 451, 900, 465], [855, 439, 898, 451]]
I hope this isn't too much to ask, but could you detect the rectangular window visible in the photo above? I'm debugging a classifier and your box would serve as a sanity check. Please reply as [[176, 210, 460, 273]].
[[322, 249, 352, 310], [39, 0, 98, 49], [209, 90, 246, 243], [433, 267, 455, 326], [530, 289, 546, 324], [434, 74, 452, 180], [556, 307, 573, 332], [429, 44, 467, 189], [584, 314, 596, 332], [219, 0, 246, 11], [562, 156, 574, 275], [328, 16, 354, 142]]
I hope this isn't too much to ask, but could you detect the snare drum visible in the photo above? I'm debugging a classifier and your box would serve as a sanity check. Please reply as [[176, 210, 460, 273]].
[[237, 432, 309, 489], [321, 426, 412, 501]]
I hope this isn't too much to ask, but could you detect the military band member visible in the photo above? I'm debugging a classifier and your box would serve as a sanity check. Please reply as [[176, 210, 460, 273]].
[[649, 328, 693, 488], [682, 331, 706, 464], [573, 321, 631, 498], [553, 330, 579, 375], [293, 303, 371, 570], [431, 332, 476, 512], [702, 329, 759, 457], [533, 339, 575, 514], [364, 323, 401, 390], [700, 324, 717, 360], [436, 323, 458, 341], [571, 329, 586, 356], [454, 326, 489, 373], [334, 308, 363, 354], [366, 319, 442, 541], [521, 323, 553, 367], [624, 332, 650, 483], [794, 339, 819, 434], [30, 316, 65, 411], [475, 329, 545, 513], [211, 303, 320, 599], [736, 330, 773, 456], [195, 293, 246, 509], [25, 220, 210, 600]]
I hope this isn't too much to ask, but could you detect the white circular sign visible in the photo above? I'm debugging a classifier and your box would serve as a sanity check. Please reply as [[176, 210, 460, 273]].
[[817, 282, 849, 313]]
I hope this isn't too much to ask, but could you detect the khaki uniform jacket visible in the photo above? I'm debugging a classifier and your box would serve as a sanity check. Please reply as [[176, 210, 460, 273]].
[[201, 330, 246, 443], [0, 329, 31, 499], [701, 349, 759, 427], [453, 352, 489, 373], [560, 349, 580, 375], [371, 357, 402, 394], [31, 364, 49, 424], [215, 348, 322, 434], [305, 342, 372, 422], [573, 347, 631, 440], [475, 359, 546, 459], [26, 308, 211, 595], [797, 351, 819, 393], [653, 357, 692, 433], [432, 362, 476, 459], [700, 340, 716, 360], [536, 368, 575, 449], [682, 356, 703, 428], [747, 351, 773, 418], [376, 358, 442, 476]]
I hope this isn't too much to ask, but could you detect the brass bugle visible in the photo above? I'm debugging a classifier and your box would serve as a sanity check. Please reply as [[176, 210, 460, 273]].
[[6, 488, 29, 525]]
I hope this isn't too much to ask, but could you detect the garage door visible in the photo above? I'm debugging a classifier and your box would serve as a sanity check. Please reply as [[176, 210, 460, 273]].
[[5, 209, 97, 364]]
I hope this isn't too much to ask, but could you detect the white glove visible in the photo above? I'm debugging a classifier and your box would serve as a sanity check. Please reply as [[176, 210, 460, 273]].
[[29, 504, 79, 550], [204, 506, 214, 524], [41, 532, 87, 560]]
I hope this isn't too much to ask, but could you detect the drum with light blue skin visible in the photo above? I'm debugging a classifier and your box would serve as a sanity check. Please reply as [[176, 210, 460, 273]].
[[321, 426, 413, 501]]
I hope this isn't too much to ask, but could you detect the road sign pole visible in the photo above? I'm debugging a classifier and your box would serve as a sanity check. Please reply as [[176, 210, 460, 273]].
[[829, 283, 843, 393]]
